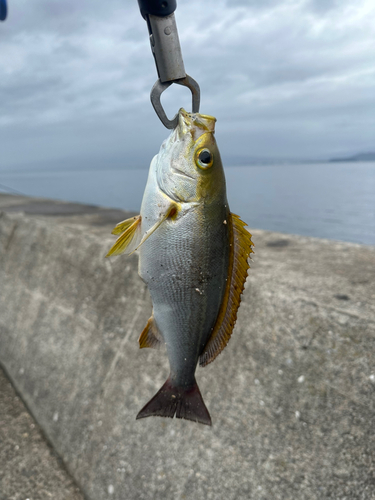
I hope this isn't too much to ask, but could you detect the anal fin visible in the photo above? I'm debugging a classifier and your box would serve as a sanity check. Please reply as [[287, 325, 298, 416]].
[[139, 314, 163, 350]]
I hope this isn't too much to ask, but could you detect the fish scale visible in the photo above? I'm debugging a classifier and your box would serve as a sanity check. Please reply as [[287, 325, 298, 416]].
[[140, 204, 229, 384]]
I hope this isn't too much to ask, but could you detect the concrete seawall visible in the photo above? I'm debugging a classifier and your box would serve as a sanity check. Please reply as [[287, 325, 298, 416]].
[[0, 194, 374, 500]]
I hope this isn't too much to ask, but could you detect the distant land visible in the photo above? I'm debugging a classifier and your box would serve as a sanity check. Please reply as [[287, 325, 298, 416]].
[[329, 152, 375, 163]]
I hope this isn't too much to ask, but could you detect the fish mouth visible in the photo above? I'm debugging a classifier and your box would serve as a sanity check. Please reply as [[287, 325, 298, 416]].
[[178, 108, 217, 140], [172, 166, 195, 180]]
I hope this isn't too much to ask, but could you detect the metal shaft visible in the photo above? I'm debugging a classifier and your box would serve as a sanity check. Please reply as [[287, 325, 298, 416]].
[[137, 0, 200, 127], [148, 13, 186, 83]]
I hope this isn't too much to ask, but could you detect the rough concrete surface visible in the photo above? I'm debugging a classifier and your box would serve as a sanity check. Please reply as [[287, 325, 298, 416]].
[[0, 194, 374, 500], [0, 365, 84, 500]]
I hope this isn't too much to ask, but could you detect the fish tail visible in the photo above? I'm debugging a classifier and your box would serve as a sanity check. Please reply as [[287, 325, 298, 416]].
[[136, 376, 212, 426]]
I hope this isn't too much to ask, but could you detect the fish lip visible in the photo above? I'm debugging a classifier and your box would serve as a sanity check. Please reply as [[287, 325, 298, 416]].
[[171, 166, 195, 180]]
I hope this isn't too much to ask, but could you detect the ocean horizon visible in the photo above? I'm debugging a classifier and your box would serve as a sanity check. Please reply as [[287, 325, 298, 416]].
[[0, 161, 374, 246]]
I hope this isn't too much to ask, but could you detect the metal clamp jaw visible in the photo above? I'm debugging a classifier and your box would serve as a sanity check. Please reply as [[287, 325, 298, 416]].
[[138, 0, 200, 128], [150, 74, 200, 129]]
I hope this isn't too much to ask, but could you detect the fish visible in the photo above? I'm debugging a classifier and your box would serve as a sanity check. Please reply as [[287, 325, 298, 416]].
[[106, 109, 253, 425]]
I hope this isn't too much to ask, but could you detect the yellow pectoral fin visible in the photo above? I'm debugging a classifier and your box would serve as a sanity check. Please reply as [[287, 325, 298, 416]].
[[133, 204, 178, 253], [111, 216, 139, 235], [106, 204, 178, 258], [106, 215, 142, 257], [199, 212, 254, 367]]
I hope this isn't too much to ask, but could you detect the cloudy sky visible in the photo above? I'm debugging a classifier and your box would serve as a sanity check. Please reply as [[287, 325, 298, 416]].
[[0, 0, 374, 171]]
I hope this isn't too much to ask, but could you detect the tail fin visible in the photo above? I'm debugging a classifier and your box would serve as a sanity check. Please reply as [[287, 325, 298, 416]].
[[136, 377, 212, 426]]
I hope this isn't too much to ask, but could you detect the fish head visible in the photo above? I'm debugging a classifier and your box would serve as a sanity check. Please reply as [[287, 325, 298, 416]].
[[156, 109, 226, 203]]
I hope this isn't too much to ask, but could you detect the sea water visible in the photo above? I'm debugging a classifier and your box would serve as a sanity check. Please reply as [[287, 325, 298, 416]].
[[0, 162, 374, 246]]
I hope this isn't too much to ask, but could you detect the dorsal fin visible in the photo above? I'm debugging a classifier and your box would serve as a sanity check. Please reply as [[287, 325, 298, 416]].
[[139, 314, 163, 350], [199, 213, 254, 367]]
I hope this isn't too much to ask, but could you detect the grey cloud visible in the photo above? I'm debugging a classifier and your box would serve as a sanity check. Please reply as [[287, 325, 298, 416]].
[[0, 0, 374, 171], [225, 0, 281, 8], [308, 0, 339, 14]]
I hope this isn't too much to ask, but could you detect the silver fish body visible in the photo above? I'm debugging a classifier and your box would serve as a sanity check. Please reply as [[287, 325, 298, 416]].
[[107, 109, 253, 425], [139, 154, 230, 388]]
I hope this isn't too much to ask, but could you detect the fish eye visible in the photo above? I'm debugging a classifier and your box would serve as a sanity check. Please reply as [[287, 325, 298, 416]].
[[196, 148, 213, 169]]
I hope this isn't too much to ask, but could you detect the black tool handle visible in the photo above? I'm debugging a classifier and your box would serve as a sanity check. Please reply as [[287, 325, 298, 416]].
[[0, 0, 7, 21], [137, 0, 176, 20]]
